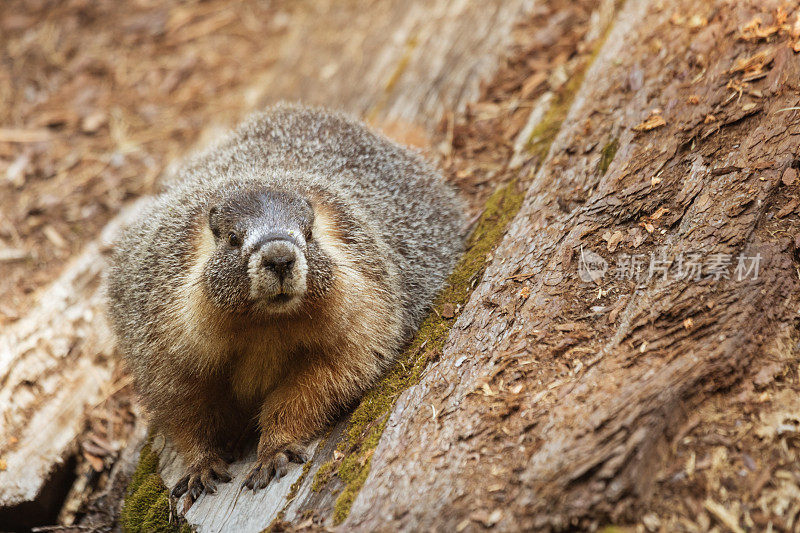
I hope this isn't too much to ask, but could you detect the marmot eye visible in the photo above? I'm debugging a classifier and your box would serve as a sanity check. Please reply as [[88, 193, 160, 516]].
[[228, 232, 241, 247]]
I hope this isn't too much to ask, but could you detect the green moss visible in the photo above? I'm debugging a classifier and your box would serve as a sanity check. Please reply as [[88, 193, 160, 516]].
[[311, 459, 335, 492], [120, 474, 174, 532], [127, 440, 160, 497], [526, 62, 592, 163], [524, 0, 624, 165], [598, 137, 619, 175], [120, 439, 187, 533], [287, 460, 312, 501]]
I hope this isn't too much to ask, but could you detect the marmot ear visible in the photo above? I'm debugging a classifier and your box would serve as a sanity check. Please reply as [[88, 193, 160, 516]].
[[208, 206, 221, 238]]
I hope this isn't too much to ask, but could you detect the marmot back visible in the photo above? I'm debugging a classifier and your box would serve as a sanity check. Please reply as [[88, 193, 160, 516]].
[[106, 104, 465, 497]]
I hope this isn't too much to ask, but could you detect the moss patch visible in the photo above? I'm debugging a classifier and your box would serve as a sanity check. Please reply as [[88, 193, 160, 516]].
[[524, 1, 623, 165], [287, 460, 313, 502], [310, 458, 335, 493], [598, 137, 619, 176], [120, 440, 188, 533]]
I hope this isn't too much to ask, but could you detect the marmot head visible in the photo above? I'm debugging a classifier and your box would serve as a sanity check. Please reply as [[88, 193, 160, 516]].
[[202, 186, 334, 315]]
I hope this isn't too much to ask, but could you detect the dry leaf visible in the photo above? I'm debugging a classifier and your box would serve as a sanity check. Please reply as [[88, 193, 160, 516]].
[[740, 17, 779, 41], [602, 230, 624, 252], [441, 303, 456, 319], [650, 207, 670, 220], [730, 48, 775, 74], [634, 113, 666, 132], [687, 14, 707, 29]]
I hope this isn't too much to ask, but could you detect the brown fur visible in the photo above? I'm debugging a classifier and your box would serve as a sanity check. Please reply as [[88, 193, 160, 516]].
[[105, 105, 465, 498]]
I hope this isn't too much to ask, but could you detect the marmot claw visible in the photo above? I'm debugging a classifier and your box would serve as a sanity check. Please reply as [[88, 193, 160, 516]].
[[243, 444, 308, 491], [171, 456, 232, 500]]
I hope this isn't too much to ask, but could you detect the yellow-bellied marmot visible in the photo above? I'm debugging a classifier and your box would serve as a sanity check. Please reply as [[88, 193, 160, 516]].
[[105, 104, 465, 499]]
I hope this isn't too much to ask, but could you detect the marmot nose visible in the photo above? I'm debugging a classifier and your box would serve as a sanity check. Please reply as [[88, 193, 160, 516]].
[[262, 250, 296, 281]]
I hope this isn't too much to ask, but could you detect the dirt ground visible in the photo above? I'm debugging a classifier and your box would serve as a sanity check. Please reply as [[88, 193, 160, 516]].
[[2, 0, 799, 531], [0, 0, 293, 324]]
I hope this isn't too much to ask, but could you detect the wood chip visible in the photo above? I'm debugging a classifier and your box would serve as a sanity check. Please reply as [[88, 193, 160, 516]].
[[6, 153, 30, 187], [782, 167, 798, 186], [754, 362, 783, 388], [43, 225, 68, 249], [739, 17, 780, 41], [730, 48, 775, 74], [81, 111, 107, 134], [704, 499, 745, 533], [83, 452, 105, 472], [650, 206, 669, 220], [0, 248, 31, 262], [776, 198, 798, 218], [633, 113, 666, 132], [0, 128, 52, 143], [485, 509, 503, 527]]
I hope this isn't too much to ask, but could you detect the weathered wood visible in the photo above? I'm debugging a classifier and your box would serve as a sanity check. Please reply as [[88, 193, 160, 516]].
[[0, 0, 533, 526], [345, 0, 800, 530], [251, 0, 536, 128], [0, 201, 146, 510]]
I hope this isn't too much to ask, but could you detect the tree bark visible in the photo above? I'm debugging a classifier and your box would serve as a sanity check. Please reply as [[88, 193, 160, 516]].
[[345, 0, 800, 530]]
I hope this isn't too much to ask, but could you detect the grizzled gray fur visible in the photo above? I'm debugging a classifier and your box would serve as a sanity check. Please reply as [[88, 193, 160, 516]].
[[105, 104, 465, 498]]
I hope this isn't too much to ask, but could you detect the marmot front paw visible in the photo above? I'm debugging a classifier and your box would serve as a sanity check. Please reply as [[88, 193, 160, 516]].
[[243, 443, 309, 490], [171, 454, 232, 500]]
